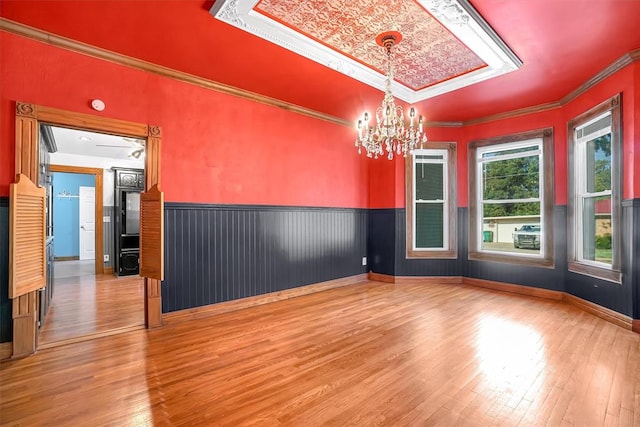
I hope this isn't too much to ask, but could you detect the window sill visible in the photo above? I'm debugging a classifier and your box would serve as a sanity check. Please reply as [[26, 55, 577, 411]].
[[469, 250, 554, 268], [568, 261, 622, 284], [407, 249, 457, 259]]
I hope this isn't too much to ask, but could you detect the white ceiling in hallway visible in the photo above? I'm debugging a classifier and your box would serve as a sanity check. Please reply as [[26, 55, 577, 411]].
[[48, 126, 145, 163]]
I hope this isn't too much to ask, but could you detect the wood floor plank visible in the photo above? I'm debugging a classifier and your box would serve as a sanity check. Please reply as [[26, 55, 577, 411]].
[[1, 280, 639, 426], [38, 262, 144, 345]]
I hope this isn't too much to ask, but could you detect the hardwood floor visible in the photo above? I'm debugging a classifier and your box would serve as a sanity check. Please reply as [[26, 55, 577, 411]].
[[38, 260, 145, 346], [2, 280, 639, 426]]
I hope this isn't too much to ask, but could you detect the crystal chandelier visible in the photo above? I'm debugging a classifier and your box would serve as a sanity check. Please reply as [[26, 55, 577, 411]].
[[355, 32, 427, 160]]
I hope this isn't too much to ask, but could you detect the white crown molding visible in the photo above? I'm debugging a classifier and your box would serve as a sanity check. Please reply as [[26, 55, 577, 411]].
[[210, 0, 522, 103]]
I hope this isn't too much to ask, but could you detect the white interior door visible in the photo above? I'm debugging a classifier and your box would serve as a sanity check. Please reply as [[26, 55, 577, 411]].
[[79, 186, 95, 260]]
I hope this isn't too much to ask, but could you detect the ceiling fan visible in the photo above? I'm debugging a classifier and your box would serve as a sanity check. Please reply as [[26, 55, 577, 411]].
[[96, 137, 145, 158]]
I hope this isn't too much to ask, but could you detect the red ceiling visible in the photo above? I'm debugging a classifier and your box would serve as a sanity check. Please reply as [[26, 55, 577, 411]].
[[1, 0, 639, 123]]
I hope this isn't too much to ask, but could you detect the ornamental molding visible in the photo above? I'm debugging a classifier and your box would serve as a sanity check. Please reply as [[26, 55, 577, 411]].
[[148, 125, 162, 138], [426, 0, 470, 27], [210, 0, 522, 103], [216, 0, 246, 28], [16, 102, 36, 118]]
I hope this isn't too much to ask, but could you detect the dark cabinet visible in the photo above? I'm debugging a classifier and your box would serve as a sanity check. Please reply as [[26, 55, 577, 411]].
[[113, 168, 144, 276], [39, 237, 55, 328], [40, 125, 56, 238], [116, 170, 141, 189], [39, 125, 57, 328]]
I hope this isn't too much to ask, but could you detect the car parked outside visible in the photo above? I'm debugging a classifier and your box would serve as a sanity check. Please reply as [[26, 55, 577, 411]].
[[512, 224, 541, 249]]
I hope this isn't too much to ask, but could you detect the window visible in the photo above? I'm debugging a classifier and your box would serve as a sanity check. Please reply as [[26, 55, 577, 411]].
[[469, 129, 554, 267], [406, 142, 457, 258], [568, 95, 621, 283]]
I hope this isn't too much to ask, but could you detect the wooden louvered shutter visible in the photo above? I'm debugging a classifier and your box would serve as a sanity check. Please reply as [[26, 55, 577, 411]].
[[140, 185, 164, 281], [10, 174, 46, 299]]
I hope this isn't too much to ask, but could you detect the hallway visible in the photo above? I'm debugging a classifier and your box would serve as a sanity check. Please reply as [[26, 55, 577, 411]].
[[38, 260, 145, 346]]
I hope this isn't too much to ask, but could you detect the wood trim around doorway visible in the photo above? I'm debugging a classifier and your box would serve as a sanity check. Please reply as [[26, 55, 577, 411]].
[[50, 164, 104, 275], [11, 101, 163, 358]]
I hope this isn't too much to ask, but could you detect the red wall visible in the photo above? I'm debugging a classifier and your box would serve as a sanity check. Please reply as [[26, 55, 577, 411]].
[[463, 109, 567, 206], [1, 31, 637, 208], [632, 62, 639, 199], [367, 126, 463, 209], [0, 32, 369, 208], [372, 63, 638, 209], [562, 63, 636, 201]]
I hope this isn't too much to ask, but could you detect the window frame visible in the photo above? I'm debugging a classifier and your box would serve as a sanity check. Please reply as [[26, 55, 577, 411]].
[[567, 94, 622, 283], [405, 142, 457, 259], [468, 128, 554, 267]]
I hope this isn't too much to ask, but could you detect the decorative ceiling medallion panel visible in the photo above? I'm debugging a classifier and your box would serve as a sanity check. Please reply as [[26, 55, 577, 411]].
[[210, 0, 521, 103], [254, 0, 485, 91]]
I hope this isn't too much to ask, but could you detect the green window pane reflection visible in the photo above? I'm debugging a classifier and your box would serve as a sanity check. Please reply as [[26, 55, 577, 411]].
[[585, 134, 611, 193], [581, 195, 612, 265], [416, 203, 444, 248], [415, 163, 443, 201]]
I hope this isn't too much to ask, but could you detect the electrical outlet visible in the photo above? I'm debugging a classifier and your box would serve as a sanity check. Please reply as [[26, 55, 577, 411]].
[[103, 254, 110, 262], [362, 256, 367, 266]]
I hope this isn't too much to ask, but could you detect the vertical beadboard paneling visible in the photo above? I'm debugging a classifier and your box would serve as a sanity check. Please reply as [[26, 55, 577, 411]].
[[367, 209, 396, 276], [394, 208, 463, 276], [458, 208, 470, 278], [467, 206, 565, 291], [373, 206, 564, 291], [631, 200, 640, 319], [565, 202, 633, 316], [0, 198, 11, 343], [563, 201, 633, 317], [2, 200, 636, 339], [162, 204, 368, 313]]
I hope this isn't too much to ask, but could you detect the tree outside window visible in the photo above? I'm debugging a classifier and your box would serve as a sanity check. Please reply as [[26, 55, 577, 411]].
[[568, 95, 621, 283], [469, 129, 554, 267]]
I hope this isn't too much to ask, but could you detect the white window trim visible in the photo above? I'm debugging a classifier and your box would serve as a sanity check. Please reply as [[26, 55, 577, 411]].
[[412, 148, 449, 251], [567, 94, 622, 284], [468, 128, 554, 268], [475, 138, 545, 258], [405, 142, 457, 259]]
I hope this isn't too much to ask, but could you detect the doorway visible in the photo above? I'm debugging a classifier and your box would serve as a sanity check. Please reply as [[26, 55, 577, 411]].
[[48, 165, 102, 273], [79, 186, 95, 261], [39, 127, 147, 346], [10, 102, 164, 358]]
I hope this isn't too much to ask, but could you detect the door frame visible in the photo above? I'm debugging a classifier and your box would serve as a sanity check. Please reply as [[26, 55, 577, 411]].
[[13, 101, 163, 357], [50, 165, 104, 274]]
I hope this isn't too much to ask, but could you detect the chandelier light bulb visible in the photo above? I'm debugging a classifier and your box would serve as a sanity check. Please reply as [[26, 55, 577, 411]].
[[354, 32, 428, 160]]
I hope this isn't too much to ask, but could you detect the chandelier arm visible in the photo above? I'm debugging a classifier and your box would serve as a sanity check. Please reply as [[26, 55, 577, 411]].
[[355, 32, 428, 160]]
